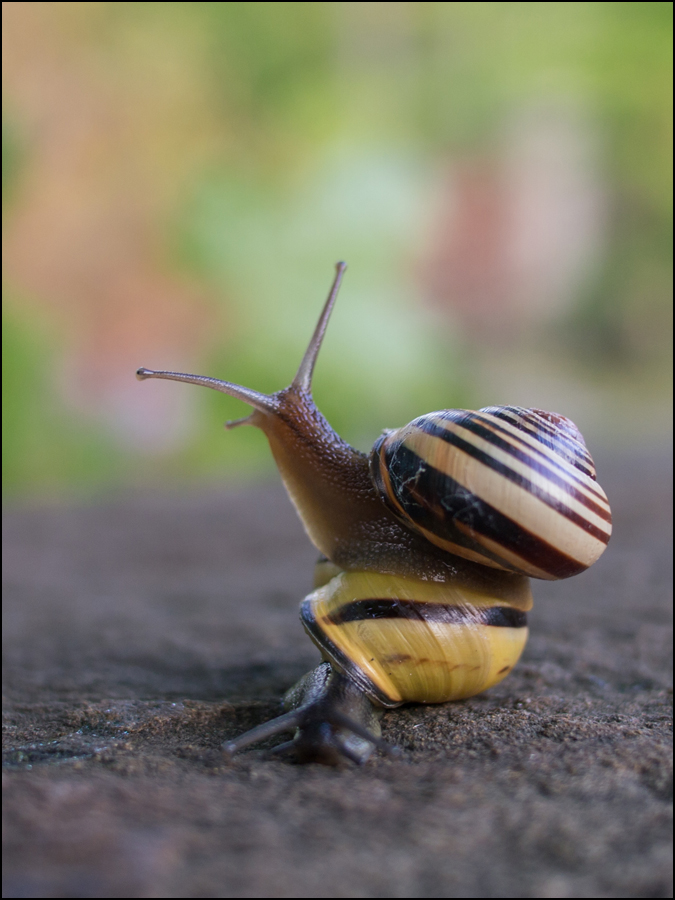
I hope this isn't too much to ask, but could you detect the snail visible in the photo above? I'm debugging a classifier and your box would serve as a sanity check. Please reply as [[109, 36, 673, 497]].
[[137, 262, 612, 765]]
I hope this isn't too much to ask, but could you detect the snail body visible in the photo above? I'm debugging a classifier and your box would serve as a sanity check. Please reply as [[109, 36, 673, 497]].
[[137, 263, 611, 764]]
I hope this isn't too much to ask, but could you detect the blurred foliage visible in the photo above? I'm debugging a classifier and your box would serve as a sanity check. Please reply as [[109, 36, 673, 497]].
[[2, 305, 125, 492], [2, 1, 672, 498]]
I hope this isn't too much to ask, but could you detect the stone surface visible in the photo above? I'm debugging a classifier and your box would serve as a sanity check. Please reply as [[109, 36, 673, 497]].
[[2, 449, 672, 898]]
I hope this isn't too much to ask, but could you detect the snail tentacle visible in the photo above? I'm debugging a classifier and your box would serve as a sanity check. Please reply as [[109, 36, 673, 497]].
[[222, 708, 304, 758], [292, 261, 347, 392]]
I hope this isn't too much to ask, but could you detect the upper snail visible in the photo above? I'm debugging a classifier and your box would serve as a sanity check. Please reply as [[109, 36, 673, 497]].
[[137, 262, 611, 765]]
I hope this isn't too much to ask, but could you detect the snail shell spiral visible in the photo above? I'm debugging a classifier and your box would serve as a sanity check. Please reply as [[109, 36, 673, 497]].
[[370, 405, 612, 580]]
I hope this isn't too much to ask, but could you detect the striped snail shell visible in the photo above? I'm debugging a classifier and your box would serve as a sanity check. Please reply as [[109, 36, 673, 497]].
[[370, 405, 612, 580], [302, 566, 531, 709]]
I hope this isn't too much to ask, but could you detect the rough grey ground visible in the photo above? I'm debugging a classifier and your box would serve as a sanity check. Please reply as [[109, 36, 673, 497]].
[[2, 449, 672, 899]]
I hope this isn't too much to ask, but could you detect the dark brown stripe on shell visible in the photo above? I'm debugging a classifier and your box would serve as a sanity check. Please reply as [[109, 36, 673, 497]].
[[436, 410, 604, 505], [480, 406, 595, 477], [469, 412, 607, 504], [327, 599, 527, 628], [385, 442, 591, 577], [486, 408, 595, 479], [425, 414, 611, 527]]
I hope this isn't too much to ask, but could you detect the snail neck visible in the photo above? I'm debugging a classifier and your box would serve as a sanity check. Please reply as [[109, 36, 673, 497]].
[[253, 386, 384, 564], [253, 388, 530, 603]]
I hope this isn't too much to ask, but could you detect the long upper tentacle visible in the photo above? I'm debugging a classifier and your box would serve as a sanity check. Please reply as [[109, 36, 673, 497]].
[[292, 261, 347, 393], [135, 368, 278, 415]]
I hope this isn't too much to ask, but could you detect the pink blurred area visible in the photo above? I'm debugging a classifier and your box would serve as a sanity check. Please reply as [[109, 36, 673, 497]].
[[423, 108, 604, 340]]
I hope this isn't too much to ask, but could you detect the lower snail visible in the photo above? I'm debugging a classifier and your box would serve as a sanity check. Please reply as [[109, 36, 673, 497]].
[[137, 262, 612, 765]]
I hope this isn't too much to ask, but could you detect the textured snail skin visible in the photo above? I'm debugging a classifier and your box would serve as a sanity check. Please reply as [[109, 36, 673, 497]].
[[137, 263, 610, 765]]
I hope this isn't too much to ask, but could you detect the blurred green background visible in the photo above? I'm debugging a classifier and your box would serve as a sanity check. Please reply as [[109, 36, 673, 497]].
[[3, 1, 672, 499]]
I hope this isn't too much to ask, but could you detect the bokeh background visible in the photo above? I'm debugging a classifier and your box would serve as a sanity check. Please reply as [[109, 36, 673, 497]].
[[3, 1, 672, 499]]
